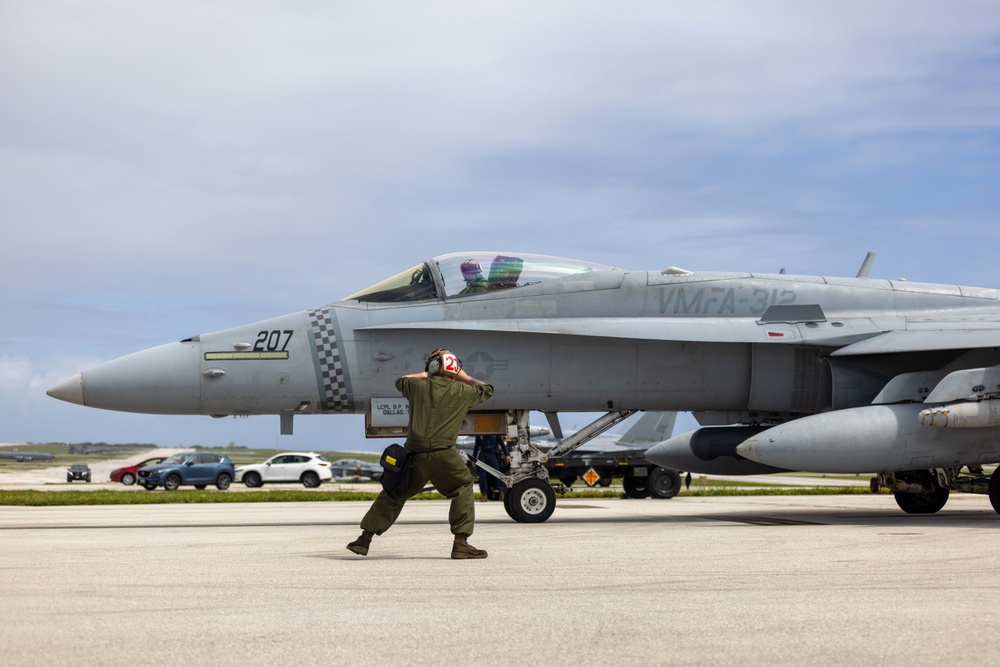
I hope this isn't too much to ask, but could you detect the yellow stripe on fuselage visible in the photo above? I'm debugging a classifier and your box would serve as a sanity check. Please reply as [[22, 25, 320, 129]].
[[204, 351, 289, 360]]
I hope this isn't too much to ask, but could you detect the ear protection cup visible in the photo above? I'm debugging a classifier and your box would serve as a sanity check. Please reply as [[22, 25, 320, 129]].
[[426, 348, 447, 374]]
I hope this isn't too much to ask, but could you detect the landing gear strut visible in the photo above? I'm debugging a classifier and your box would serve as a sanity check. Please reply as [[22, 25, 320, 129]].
[[873, 467, 1000, 516], [874, 470, 951, 514], [468, 409, 637, 523]]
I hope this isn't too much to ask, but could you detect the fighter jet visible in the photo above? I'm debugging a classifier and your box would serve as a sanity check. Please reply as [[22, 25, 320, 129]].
[[48, 251, 1000, 521]]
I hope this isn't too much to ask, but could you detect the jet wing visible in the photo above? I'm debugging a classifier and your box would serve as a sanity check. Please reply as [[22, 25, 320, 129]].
[[831, 327, 1000, 356]]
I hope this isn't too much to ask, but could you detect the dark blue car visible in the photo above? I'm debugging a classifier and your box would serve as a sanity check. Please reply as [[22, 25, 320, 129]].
[[137, 452, 235, 491]]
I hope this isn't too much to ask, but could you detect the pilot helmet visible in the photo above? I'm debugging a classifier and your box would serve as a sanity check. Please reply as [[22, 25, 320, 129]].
[[461, 260, 483, 281]]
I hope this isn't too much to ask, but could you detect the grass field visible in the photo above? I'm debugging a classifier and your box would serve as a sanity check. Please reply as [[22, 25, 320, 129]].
[[0, 485, 878, 506]]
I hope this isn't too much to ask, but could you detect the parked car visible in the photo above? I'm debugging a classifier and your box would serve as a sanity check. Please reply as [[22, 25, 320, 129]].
[[235, 452, 333, 488], [67, 464, 91, 483], [329, 458, 383, 481], [137, 452, 234, 491], [110, 457, 167, 485]]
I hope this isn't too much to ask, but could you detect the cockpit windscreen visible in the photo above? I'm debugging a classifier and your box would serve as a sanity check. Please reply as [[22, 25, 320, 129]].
[[344, 263, 437, 303]]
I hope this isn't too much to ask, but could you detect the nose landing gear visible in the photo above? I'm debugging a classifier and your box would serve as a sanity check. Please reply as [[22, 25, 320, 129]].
[[469, 409, 637, 523]]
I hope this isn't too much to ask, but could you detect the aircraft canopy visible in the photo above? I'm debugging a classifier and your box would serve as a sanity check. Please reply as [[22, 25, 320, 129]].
[[345, 252, 614, 303]]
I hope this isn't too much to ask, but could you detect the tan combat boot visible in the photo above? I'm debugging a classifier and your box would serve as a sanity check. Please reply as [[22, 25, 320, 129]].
[[451, 533, 488, 559], [347, 529, 374, 556]]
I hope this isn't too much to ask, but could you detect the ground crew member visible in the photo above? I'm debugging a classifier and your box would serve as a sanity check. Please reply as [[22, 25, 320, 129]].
[[347, 348, 494, 559], [472, 434, 510, 501]]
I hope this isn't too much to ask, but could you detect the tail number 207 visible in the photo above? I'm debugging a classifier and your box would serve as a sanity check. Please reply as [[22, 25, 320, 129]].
[[254, 330, 294, 352]]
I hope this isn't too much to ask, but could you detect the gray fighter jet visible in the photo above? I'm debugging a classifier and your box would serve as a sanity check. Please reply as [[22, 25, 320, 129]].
[[48, 251, 1000, 520]]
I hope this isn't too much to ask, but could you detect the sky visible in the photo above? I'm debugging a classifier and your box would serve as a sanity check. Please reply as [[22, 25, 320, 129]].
[[2, 1, 1000, 452]]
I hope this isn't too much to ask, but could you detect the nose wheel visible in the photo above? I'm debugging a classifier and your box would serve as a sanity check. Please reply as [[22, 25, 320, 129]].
[[503, 478, 556, 523]]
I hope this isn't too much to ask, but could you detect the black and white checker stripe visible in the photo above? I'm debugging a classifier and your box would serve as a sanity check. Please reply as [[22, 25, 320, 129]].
[[308, 307, 352, 413]]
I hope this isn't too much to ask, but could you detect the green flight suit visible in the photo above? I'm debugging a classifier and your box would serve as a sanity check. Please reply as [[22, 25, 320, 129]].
[[360, 374, 494, 536]]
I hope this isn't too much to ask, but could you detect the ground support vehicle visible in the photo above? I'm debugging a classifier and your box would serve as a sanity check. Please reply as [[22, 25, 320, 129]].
[[547, 449, 682, 499]]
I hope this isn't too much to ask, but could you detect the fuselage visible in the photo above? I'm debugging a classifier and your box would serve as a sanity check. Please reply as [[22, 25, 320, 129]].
[[49, 253, 1000, 429]]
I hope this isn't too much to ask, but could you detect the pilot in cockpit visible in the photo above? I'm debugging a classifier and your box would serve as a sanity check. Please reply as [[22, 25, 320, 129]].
[[488, 255, 523, 289], [459, 260, 490, 295]]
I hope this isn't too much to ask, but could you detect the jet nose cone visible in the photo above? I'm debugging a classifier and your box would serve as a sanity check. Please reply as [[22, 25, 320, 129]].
[[46, 342, 201, 415], [47, 373, 85, 405]]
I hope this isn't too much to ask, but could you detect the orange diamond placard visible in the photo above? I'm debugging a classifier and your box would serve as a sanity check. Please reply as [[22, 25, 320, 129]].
[[583, 468, 601, 486]]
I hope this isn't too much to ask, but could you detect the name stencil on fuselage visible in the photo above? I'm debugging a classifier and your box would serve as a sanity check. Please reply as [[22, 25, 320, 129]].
[[308, 307, 352, 413], [659, 286, 796, 316]]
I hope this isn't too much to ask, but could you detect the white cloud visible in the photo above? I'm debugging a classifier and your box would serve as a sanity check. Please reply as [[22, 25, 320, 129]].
[[0, 357, 35, 397], [0, 355, 104, 399], [1, 1, 999, 447]]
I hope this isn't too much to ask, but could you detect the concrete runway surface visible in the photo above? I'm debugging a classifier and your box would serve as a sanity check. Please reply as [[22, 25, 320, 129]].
[[2, 495, 999, 666]]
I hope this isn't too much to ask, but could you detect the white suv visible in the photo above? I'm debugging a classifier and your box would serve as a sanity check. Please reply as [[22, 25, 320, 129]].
[[235, 452, 333, 488]]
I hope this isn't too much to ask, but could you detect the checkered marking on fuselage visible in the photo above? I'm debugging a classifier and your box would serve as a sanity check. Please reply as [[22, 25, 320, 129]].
[[309, 307, 351, 413]]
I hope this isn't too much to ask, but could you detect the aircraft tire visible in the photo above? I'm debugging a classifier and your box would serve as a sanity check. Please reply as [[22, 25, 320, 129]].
[[506, 479, 556, 523], [301, 471, 320, 488], [502, 485, 516, 516], [622, 476, 651, 499], [216, 472, 232, 491], [648, 467, 681, 499], [893, 487, 949, 514], [121, 473, 135, 486], [988, 471, 1000, 516], [164, 474, 181, 491]]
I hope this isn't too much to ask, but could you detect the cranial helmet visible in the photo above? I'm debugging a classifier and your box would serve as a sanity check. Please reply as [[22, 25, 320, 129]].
[[426, 348, 461, 376]]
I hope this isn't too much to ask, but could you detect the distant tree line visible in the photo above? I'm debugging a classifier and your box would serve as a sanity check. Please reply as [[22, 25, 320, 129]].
[[31, 442, 157, 449], [67, 443, 152, 454]]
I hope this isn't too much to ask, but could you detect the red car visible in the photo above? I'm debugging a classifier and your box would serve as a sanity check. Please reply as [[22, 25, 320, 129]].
[[110, 457, 167, 486]]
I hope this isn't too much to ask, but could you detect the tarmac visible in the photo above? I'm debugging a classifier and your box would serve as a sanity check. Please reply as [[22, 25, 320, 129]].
[[2, 494, 999, 666]]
